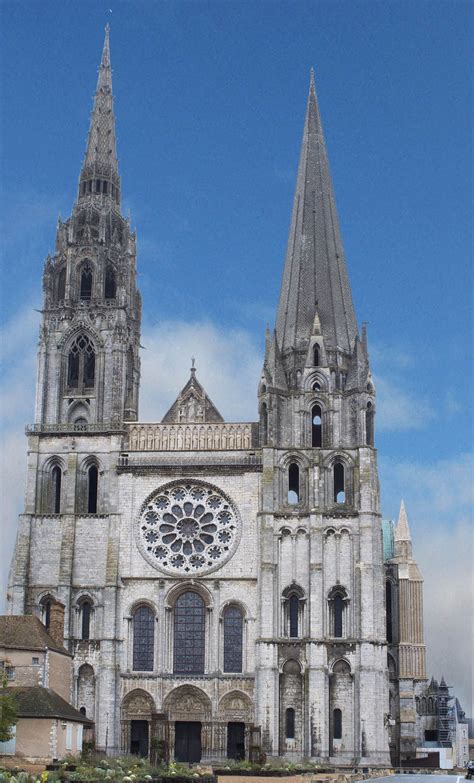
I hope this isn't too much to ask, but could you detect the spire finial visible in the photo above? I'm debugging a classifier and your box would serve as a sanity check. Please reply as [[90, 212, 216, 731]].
[[309, 66, 316, 93], [191, 357, 196, 376]]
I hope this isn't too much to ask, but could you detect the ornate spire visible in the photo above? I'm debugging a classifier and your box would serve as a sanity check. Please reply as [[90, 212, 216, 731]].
[[77, 25, 120, 206], [275, 69, 358, 357]]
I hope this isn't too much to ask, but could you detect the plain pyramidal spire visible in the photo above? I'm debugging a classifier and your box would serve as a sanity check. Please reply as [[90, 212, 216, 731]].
[[78, 25, 120, 205], [395, 499, 412, 541], [275, 69, 358, 357]]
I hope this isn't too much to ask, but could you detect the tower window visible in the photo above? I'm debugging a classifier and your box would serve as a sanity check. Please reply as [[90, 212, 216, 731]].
[[81, 601, 92, 640], [80, 265, 93, 300], [67, 334, 95, 391], [333, 462, 345, 503], [173, 591, 205, 674], [334, 594, 343, 637], [42, 599, 52, 630], [289, 594, 299, 638], [52, 465, 61, 514], [223, 605, 243, 673], [333, 708, 342, 739], [386, 580, 393, 643], [103, 180, 108, 195], [87, 465, 98, 514], [57, 267, 66, 302], [313, 345, 320, 366], [311, 404, 322, 447], [288, 462, 300, 504], [366, 402, 374, 446], [104, 266, 116, 299], [286, 708, 295, 739]]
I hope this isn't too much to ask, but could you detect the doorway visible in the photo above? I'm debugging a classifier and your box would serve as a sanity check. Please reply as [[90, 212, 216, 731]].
[[130, 720, 149, 756], [175, 721, 202, 762], [227, 722, 245, 760]]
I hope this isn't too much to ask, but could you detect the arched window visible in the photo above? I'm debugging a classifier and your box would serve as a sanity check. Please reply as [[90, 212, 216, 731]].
[[313, 345, 320, 366], [289, 594, 299, 638], [132, 605, 154, 672], [223, 606, 243, 673], [366, 402, 374, 446], [41, 598, 52, 630], [80, 265, 93, 300], [285, 707, 295, 739], [104, 266, 116, 300], [67, 334, 96, 391], [57, 267, 66, 301], [312, 381, 321, 391], [311, 404, 322, 447], [288, 462, 300, 504], [173, 591, 205, 674], [386, 581, 393, 643], [333, 708, 342, 739], [79, 707, 86, 716], [87, 465, 98, 514], [333, 462, 345, 503], [81, 601, 92, 640], [52, 465, 61, 513], [261, 403, 268, 446], [334, 594, 343, 637]]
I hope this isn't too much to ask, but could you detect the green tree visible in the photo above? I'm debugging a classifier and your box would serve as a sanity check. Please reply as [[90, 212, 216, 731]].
[[0, 675, 17, 742]]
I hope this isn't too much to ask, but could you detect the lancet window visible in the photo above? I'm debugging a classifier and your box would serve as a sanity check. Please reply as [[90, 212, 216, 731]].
[[79, 265, 93, 300], [132, 605, 154, 671], [333, 462, 345, 503], [67, 334, 96, 391], [223, 605, 243, 673], [104, 266, 116, 299], [288, 462, 300, 504], [311, 404, 322, 447], [173, 591, 205, 674]]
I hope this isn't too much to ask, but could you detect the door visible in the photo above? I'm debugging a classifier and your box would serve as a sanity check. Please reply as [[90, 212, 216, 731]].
[[175, 721, 202, 762], [130, 720, 149, 756], [227, 722, 245, 760]]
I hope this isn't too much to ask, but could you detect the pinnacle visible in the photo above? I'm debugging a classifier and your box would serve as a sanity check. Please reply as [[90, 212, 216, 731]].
[[395, 499, 412, 541]]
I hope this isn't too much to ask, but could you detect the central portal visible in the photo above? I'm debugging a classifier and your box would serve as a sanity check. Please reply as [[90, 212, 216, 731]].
[[175, 721, 202, 762]]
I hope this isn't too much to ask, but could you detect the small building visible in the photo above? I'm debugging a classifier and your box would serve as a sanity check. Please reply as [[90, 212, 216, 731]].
[[0, 686, 92, 761], [0, 606, 92, 761]]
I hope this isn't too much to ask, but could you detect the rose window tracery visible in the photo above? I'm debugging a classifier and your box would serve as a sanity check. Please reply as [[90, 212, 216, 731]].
[[137, 482, 241, 575]]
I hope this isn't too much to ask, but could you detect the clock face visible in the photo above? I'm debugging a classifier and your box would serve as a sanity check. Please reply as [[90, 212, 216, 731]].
[[136, 480, 241, 576]]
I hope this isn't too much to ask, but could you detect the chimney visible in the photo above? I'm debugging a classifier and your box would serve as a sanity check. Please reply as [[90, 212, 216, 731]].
[[48, 599, 65, 647]]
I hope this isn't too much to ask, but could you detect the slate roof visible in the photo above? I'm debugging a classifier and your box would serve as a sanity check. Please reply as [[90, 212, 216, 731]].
[[2, 687, 93, 724], [0, 615, 70, 656], [275, 70, 358, 356]]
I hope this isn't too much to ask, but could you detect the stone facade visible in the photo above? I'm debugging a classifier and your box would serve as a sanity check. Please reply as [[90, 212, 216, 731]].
[[7, 28, 446, 766]]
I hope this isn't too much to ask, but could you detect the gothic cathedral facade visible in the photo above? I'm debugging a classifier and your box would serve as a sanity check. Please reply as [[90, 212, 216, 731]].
[[7, 29, 429, 765]]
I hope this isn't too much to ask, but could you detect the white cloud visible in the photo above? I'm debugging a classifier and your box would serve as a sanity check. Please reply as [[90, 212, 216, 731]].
[[374, 373, 435, 431], [140, 320, 262, 422]]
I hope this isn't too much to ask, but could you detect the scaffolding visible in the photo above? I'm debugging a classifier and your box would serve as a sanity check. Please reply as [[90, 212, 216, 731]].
[[437, 677, 454, 747]]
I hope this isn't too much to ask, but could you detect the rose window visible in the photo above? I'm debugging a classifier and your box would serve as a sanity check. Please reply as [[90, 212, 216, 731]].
[[137, 481, 241, 575]]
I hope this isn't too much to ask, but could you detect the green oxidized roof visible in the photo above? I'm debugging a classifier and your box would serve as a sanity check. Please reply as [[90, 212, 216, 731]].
[[381, 518, 395, 561]]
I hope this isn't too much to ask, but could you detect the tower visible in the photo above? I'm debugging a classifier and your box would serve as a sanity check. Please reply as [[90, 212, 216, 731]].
[[385, 501, 427, 761], [256, 71, 389, 763], [38, 25, 140, 428]]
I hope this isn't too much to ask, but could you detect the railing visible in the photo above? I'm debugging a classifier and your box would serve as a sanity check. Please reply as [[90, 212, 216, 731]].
[[26, 422, 125, 435], [125, 422, 259, 452]]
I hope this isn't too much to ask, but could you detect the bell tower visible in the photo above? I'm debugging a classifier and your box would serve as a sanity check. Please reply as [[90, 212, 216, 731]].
[[37, 25, 141, 427], [256, 71, 389, 764]]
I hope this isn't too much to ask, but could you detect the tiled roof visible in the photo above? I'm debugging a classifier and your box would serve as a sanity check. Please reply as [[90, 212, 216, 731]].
[[2, 687, 93, 724], [0, 615, 70, 656]]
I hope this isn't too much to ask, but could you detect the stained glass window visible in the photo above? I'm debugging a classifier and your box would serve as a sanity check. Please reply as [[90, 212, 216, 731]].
[[286, 708, 295, 739], [223, 606, 243, 673], [334, 594, 343, 637], [173, 591, 205, 674], [333, 708, 342, 739], [132, 606, 154, 671]]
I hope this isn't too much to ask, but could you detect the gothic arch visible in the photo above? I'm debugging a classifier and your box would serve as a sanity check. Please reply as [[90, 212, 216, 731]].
[[330, 658, 352, 674], [121, 688, 155, 720], [163, 684, 212, 721], [219, 599, 249, 619], [58, 322, 103, 351], [164, 580, 213, 610], [304, 370, 328, 392], [218, 690, 253, 721]]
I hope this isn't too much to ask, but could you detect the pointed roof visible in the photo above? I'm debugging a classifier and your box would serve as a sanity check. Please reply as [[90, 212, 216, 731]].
[[161, 361, 224, 424], [275, 70, 358, 356], [81, 25, 119, 180], [395, 499, 412, 541]]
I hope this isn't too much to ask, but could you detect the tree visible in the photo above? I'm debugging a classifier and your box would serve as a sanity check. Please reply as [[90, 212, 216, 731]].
[[0, 676, 17, 742]]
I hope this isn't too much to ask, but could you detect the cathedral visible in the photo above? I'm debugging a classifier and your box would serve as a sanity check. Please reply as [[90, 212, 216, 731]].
[[7, 27, 445, 766]]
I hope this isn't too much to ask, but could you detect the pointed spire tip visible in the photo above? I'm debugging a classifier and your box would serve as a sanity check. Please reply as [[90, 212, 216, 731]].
[[309, 67, 316, 93]]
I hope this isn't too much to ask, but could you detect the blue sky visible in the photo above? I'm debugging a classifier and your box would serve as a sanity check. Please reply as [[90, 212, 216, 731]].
[[0, 1, 472, 711]]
